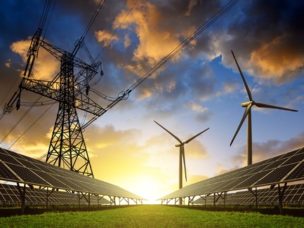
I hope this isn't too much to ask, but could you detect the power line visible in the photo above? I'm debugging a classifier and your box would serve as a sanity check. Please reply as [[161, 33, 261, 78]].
[[42, 0, 56, 40], [8, 103, 55, 150], [0, 96, 42, 145], [128, 0, 238, 92], [1, 0, 60, 145], [0, 78, 21, 120]]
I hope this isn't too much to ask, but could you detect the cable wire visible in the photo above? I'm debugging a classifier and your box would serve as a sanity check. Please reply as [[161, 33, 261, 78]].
[[0, 96, 42, 145], [8, 104, 55, 150]]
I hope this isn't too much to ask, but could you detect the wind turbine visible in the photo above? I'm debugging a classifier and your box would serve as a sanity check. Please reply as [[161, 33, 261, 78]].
[[154, 120, 209, 205], [230, 50, 298, 166]]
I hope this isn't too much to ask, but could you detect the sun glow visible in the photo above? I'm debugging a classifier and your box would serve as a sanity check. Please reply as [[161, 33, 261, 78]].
[[130, 176, 165, 204]]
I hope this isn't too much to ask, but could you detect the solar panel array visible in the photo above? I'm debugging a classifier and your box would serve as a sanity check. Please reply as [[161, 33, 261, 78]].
[[192, 184, 304, 206], [161, 147, 304, 200], [0, 147, 141, 207], [0, 184, 109, 206]]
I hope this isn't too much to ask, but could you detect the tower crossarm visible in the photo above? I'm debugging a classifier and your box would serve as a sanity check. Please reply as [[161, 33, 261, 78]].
[[75, 61, 102, 92], [74, 89, 106, 116], [81, 89, 131, 130], [20, 78, 61, 101], [20, 78, 105, 116], [40, 40, 97, 74]]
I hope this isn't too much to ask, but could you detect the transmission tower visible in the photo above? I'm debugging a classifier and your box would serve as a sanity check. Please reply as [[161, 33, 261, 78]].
[[5, 1, 107, 177]]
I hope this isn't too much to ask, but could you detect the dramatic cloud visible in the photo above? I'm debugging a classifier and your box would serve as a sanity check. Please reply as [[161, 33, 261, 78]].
[[10, 39, 59, 80], [249, 35, 304, 81], [95, 30, 119, 47], [211, 0, 304, 83], [113, 1, 181, 65]]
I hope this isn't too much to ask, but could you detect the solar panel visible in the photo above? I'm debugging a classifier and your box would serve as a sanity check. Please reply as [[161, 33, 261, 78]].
[[284, 162, 304, 181], [0, 147, 142, 209], [0, 161, 20, 182], [5, 163, 50, 186], [162, 147, 304, 200], [0, 184, 110, 206], [255, 164, 295, 186], [192, 184, 304, 207]]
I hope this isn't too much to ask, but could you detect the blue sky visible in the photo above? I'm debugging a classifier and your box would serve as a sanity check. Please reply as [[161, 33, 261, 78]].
[[0, 0, 303, 201]]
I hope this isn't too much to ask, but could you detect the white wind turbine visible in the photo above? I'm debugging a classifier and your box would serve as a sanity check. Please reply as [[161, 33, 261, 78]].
[[230, 50, 298, 165], [154, 120, 209, 204]]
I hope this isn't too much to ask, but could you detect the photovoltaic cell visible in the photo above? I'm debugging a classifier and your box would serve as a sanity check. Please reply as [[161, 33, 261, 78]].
[[285, 162, 304, 181], [5, 163, 49, 186], [256, 164, 295, 185], [0, 162, 19, 181], [0, 152, 22, 165], [284, 152, 304, 165]]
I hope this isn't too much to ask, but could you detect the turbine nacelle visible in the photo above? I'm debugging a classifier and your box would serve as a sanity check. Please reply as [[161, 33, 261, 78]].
[[241, 101, 253, 107], [175, 144, 184, 147]]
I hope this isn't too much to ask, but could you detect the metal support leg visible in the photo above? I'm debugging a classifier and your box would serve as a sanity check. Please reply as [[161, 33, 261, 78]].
[[46, 188, 54, 209], [17, 183, 26, 214], [278, 183, 287, 214], [78, 192, 81, 208], [188, 196, 195, 205], [248, 188, 258, 209], [223, 192, 226, 208], [213, 192, 225, 207]]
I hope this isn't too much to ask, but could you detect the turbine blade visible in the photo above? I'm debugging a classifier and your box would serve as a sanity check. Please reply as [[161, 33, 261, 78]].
[[230, 105, 251, 146], [154, 120, 182, 143], [184, 128, 209, 144], [181, 147, 187, 182], [231, 50, 253, 101], [254, 102, 298, 112]]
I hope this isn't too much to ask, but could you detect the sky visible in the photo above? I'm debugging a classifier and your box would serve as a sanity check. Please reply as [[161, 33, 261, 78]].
[[0, 0, 303, 203]]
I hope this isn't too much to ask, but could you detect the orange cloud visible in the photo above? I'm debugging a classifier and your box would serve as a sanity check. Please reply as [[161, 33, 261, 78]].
[[113, 1, 181, 65], [249, 35, 304, 82], [124, 34, 131, 48], [10, 39, 59, 80], [95, 30, 119, 47]]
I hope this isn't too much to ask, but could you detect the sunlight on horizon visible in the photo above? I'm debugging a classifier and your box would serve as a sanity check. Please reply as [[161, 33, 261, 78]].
[[128, 176, 168, 204]]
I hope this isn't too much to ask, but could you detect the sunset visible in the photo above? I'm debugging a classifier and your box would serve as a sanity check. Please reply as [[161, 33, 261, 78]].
[[0, 0, 303, 226]]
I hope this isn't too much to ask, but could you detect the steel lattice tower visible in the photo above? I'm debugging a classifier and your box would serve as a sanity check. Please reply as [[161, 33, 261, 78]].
[[46, 53, 93, 177], [4, 1, 107, 178]]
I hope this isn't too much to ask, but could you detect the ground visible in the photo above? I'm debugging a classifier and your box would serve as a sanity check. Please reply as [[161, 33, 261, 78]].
[[0, 205, 303, 227]]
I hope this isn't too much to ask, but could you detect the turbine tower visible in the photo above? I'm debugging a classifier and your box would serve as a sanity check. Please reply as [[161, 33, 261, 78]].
[[154, 120, 209, 205], [230, 50, 298, 166]]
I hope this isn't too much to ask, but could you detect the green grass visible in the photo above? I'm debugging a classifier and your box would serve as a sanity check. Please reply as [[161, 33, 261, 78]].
[[0, 205, 303, 227]]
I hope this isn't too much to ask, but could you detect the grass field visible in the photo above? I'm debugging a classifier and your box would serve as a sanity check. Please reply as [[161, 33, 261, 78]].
[[0, 205, 303, 227]]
